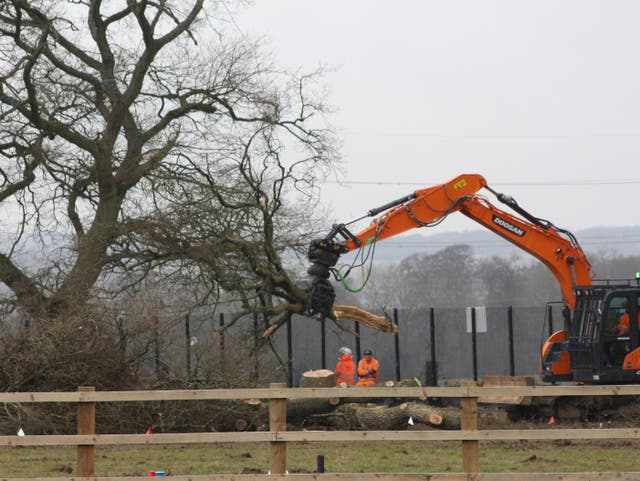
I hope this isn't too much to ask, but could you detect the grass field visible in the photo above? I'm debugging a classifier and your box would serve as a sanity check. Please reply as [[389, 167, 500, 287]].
[[2, 439, 640, 477]]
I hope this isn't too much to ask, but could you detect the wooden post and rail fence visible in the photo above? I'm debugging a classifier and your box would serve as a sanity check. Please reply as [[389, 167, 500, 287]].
[[2, 383, 640, 480]]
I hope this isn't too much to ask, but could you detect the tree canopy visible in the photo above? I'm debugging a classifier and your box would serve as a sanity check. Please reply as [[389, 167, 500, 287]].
[[0, 1, 337, 330]]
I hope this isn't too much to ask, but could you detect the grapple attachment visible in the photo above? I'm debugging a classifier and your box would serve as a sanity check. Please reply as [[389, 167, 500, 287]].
[[306, 239, 347, 316]]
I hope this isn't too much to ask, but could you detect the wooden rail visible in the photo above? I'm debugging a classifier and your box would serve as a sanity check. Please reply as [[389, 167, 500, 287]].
[[2, 383, 640, 480]]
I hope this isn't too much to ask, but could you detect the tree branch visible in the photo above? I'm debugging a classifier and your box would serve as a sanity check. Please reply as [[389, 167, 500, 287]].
[[0, 253, 48, 316]]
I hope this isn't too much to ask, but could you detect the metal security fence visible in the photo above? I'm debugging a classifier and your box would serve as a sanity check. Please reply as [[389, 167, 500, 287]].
[[279, 305, 565, 386]]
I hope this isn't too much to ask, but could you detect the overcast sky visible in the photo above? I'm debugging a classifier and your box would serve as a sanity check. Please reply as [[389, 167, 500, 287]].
[[237, 1, 640, 236]]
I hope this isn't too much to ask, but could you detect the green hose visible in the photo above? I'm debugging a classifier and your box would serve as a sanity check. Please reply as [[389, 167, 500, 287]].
[[336, 269, 366, 293]]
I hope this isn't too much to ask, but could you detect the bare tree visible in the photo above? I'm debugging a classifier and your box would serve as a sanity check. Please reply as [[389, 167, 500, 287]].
[[0, 1, 336, 330]]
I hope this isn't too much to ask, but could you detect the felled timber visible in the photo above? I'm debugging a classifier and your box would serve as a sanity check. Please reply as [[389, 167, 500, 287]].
[[288, 397, 341, 426], [228, 396, 344, 431], [305, 401, 460, 430], [332, 304, 398, 333]]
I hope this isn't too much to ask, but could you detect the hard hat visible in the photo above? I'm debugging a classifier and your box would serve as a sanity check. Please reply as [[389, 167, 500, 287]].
[[364, 349, 372, 355], [339, 346, 352, 356]]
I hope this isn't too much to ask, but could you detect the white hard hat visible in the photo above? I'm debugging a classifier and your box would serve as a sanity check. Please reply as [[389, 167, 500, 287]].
[[339, 346, 352, 356]]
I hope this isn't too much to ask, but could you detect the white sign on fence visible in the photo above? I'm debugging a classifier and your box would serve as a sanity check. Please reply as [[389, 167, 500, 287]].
[[465, 306, 487, 333]]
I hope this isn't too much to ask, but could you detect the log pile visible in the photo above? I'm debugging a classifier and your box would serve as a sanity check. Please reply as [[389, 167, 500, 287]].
[[216, 371, 460, 432], [225, 396, 460, 432]]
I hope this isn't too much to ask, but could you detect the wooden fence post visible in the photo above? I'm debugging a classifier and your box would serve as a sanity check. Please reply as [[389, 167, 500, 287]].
[[269, 382, 287, 475], [77, 386, 96, 477], [461, 393, 479, 473]]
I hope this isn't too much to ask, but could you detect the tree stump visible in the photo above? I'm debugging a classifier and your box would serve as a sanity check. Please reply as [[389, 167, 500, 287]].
[[300, 369, 336, 388]]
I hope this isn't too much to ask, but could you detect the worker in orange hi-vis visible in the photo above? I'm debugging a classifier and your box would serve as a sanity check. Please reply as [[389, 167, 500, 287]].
[[357, 349, 380, 386], [335, 347, 355, 385], [616, 303, 640, 335]]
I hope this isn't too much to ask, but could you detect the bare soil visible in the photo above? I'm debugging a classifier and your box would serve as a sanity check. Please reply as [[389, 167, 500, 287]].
[[401, 396, 640, 434], [475, 398, 640, 431]]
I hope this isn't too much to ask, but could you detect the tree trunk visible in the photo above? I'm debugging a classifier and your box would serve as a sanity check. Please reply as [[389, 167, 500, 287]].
[[305, 402, 460, 430], [288, 397, 341, 427], [404, 402, 460, 429]]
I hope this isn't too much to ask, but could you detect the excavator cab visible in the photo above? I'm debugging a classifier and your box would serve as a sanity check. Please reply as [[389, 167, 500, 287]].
[[543, 282, 640, 384]]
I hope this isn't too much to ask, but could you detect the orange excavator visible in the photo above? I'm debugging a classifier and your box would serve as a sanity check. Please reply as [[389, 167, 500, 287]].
[[307, 173, 640, 384]]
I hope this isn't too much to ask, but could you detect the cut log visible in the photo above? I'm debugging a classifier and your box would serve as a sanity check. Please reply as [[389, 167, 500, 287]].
[[300, 369, 336, 388], [428, 412, 443, 426], [204, 400, 269, 432], [306, 401, 460, 430], [288, 398, 340, 424], [404, 403, 460, 429], [319, 403, 410, 430], [332, 304, 398, 333], [405, 403, 460, 429]]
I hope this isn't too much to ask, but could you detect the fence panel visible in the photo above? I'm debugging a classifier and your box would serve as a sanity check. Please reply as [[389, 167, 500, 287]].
[[2, 385, 640, 480]]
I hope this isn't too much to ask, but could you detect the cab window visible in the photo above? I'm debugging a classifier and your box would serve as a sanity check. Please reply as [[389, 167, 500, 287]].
[[604, 296, 627, 337]]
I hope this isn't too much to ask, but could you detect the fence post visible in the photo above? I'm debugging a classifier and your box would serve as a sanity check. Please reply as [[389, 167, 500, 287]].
[[429, 307, 437, 386], [508, 306, 515, 376], [461, 390, 479, 474], [393, 308, 401, 381], [286, 317, 293, 387], [269, 382, 287, 474], [219, 312, 225, 356], [77, 386, 95, 477], [471, 307, 478, 382], [185, 314, 191, 376], [254, 314, 260, 380], [320, 317, 326, 369]]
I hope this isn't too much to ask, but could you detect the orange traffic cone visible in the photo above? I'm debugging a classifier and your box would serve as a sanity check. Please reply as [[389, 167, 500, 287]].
[[146, 426, 153, 435], [548, 416, 555, 425]]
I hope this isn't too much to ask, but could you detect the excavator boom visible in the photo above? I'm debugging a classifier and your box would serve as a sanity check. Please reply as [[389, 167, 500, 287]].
[[339, 174, 489, 251], [307, 173, 592, 317], [459, 196, 592, 306]]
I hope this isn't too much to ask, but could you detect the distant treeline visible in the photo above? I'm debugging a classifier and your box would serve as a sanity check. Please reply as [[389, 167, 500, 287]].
[[334, 244, 640, 310]]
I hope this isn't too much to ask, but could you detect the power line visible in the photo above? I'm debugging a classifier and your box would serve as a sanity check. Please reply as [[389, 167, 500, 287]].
[[373, 239, 640, 249], [321, 179, 640, 187], [341, 130, 640, 140]]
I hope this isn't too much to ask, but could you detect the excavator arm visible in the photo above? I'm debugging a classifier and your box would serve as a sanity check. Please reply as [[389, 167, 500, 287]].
[[307, 173, 592, 317]]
